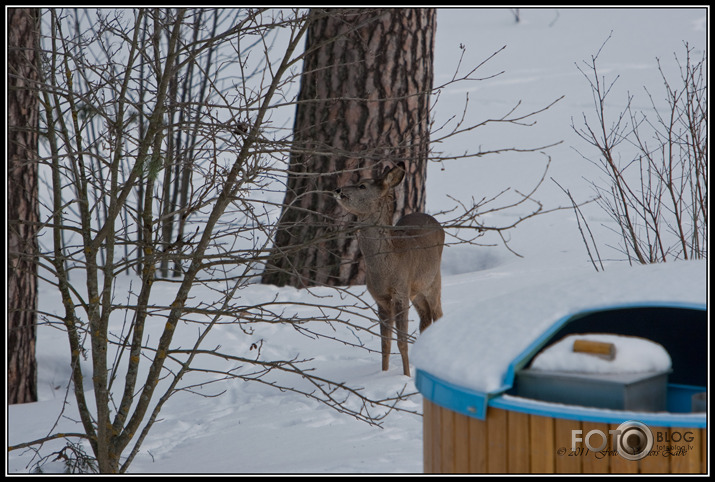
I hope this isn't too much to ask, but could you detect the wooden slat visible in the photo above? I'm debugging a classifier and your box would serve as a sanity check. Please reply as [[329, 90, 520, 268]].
[[639, 425, 670, 473], [424, 399, 442, 473], [486, 408, 508, 473], [423, 399, 433, 473], [431, 402, 442, 472], [453, 411, 470, 473], [439, 404, 456, 473], [507, 410, 530, 473], [701, 428, 707, 474], [529, 414, 555, 473], [554, 418, 581, 473], [468, 415, 487, 473], [638, 453, 669, 472], [607, 423, 638, 474], [580, 421, 610, 473], [668, 426, 702, 473]]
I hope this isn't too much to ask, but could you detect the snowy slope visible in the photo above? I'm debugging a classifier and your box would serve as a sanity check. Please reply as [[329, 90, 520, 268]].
[[7, 8, 707, 474]]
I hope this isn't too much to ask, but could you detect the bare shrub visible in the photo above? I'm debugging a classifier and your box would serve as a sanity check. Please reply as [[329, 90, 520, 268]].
[[572, 39, 706, 265]]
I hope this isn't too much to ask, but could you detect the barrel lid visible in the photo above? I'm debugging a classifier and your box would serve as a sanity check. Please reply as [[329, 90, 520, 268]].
[[413, 260, 706, 421]]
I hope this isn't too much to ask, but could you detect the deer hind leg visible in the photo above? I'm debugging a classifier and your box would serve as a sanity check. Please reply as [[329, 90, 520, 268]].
[[429, 270, 443, 321], [377, 302, 393, 372], [394, 297, 411, 377], [412, 294, 434, 332], [416, 271, 443, 327]]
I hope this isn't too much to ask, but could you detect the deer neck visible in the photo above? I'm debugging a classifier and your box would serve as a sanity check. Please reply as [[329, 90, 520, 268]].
[[356, 202, 395, 259]]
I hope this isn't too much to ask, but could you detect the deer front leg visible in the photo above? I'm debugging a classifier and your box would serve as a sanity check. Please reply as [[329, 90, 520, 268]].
[[377, 302, 392, 372], [394, 296, 411, 377]]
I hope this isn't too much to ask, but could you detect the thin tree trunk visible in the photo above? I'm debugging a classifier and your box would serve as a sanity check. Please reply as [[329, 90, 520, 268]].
[[262, 8, 435, 288], [7, 7, 40, 404]]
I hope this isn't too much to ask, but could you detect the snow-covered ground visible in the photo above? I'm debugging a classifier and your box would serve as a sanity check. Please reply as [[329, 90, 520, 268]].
[[7, 8, 707, 474]]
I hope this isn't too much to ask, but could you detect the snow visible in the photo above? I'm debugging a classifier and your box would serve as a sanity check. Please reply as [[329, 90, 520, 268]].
[[411, 260, 706, 395], [528, 333, 672, 374], [7, 8, 707, 475]]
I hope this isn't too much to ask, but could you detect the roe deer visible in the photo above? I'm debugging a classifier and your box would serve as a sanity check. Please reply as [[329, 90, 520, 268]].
[[334, 162, 444, 376]]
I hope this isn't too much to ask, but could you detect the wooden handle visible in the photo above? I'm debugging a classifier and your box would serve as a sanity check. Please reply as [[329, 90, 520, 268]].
[[572, 339, 616, 360]]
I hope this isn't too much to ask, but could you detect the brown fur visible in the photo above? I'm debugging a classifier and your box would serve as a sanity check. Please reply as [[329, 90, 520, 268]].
[[334, 163, 444, 376]]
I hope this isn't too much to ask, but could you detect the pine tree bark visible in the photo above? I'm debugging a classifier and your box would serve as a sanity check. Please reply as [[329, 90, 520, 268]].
[[7, 8, 40, 404], [262, 8, 435, 288]]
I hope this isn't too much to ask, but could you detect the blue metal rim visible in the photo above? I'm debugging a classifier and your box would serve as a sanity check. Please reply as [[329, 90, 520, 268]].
[[489, 394, 707, 429], [417, 369, 706, 428], [416, 302, 707, 428]]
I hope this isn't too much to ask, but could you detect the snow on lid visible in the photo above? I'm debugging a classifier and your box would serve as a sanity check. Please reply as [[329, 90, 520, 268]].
[[412, 260, 706, 396], [528, 333, 672, 374]]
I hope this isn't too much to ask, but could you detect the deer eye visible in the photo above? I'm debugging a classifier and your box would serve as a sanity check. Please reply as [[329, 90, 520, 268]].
[[358, 183, 367, 190]]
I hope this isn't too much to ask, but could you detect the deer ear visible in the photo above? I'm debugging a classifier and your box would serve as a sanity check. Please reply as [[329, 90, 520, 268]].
[[381, 162, 405, 189]]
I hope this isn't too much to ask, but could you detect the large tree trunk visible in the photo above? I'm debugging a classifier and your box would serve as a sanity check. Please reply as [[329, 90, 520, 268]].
[[7, 7, 40, 404], [262, 8, 435, 288]]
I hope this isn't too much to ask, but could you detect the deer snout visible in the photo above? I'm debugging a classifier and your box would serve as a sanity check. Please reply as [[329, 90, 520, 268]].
[[334, 188, 345, 200]]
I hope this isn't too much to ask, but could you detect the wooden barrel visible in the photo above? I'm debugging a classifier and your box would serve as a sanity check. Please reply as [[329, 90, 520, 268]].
[[412, 268, 707, 475], [423, 398, 706, 474]]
